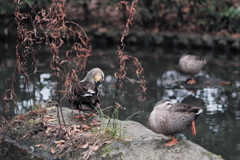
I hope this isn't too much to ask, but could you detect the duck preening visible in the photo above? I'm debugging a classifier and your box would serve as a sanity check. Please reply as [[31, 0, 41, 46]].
[[69, 68, 104, 119], [148, 99, 203, 147], [179, 54, 207, 84]]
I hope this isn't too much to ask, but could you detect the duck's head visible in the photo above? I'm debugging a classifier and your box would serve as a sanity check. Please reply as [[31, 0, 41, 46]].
[[83, 68, 104, 86], [153, 99, 173, 110]]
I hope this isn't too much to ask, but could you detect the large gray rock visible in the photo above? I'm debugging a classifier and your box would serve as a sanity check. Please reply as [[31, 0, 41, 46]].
[[2, 107, 223, 160], [91, 119, 223, 160], [94, 140, 222, 160]]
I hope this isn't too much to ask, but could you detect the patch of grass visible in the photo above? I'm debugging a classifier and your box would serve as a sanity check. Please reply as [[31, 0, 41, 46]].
[[90, 105, 125, 142], [92, 116, 125, 142], [103, 144, 113, 153]]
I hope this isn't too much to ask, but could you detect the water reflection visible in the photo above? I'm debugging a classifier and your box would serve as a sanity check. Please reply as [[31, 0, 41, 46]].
[[0, 43, 240, 159], [37, 73, 55, 100], [15, 99, 33, 114], [203, 88, 226, 113], [13, 73, 55, 114]]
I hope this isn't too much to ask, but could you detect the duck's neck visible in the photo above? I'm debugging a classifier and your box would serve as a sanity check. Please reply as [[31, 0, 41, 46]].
[[83, 77, 93, 83]]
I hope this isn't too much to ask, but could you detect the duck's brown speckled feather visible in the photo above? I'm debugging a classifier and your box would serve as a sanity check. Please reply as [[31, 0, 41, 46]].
[[169, 103, 202, 118]]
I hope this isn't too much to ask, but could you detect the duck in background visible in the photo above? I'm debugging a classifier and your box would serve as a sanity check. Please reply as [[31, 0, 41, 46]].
[[148, 99, 203, 147], [179, 54, 207, 84], [69, 68, 104, 119]]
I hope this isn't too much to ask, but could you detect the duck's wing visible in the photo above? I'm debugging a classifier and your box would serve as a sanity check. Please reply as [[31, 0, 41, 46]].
[[74, 81, 96, 100], [194, 56, 207, 69], [161, 103, 202, 134], [78, 81, 97, 96], [170, 103, 203, 119], [75, 81, 101, 109]]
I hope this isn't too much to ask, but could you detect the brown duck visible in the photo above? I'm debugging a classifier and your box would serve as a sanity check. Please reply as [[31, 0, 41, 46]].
[[179, 54, 207, 84], [69, 68, 104, 119], [148, 99, 203, 147]]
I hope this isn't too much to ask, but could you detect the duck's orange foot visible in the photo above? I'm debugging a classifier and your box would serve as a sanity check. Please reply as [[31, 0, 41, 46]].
[[187, 78, 196, 84], [191, 120, 197, 135], [164, 136, 178, 147], [74, 115, 86, 120], [85, 113, 96, 117]]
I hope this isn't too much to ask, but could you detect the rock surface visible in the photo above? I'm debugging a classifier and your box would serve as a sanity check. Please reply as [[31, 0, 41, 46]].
[[90, 119, 223, 160], [93, 140, 221, 160], [2, 107, 223, 160]]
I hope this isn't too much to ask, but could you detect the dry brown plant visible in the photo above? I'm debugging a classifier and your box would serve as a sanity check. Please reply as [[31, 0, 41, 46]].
[[110, 0, 147, 120], [6, 0, 92, 119]]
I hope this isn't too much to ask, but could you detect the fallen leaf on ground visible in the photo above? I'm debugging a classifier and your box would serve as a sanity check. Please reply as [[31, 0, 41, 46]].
[[46, 119, 56, 122], [15, 115, 26, 120], [72, 124, 82, 133], [35, 144, 44, 147], [30, 110, 39, 114], [44, 115, 54, 119], [82, 142, 89, 149], [90, 120, 101, 127], [77, 130, 83, 133], [91, 145, 99, 151], [45, 127, 53, 135], [50, 147, 56, 154], [73, 124, 77, 132], [54, 140, 65, 144], [75, 125, 81, 128], [103, 140, 113, 144], [81, 125, 91, 130], [56, 143, 65, 149], [66, 126, 72, 135]]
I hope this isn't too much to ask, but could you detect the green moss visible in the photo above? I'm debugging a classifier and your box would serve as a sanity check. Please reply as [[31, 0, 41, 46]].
[[103, 145, 113, 153], [122, 141, 131, 148], [27, 119, 39, 125], [109, 152, 123, 160], [203, 151, 223, 159], [101, 145, 124, 159], [113, 147, 120, 151], [217, 155, 224, 159], [204, 152, 213, 157]]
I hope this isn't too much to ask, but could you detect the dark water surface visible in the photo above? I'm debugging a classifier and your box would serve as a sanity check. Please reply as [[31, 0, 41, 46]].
[[0, 42, 240, 159]]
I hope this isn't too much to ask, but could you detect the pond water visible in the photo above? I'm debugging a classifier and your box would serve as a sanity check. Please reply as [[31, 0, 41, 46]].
[[0, 41, 240, 160]]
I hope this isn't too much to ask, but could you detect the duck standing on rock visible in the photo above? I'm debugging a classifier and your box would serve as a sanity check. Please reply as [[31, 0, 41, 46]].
[[148, 99, 203, 147], [179, 54, 207, 84], [69, 68, 104, 119]]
